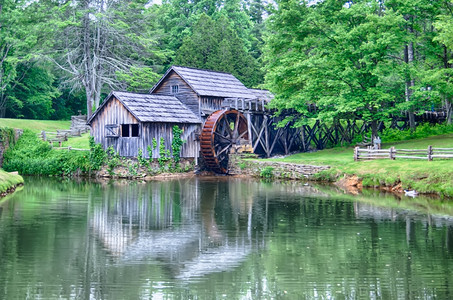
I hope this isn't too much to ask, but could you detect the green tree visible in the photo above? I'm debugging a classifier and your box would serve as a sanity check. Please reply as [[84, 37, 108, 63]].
[[432, 1, 453, 124], [264, 0, 406, 137], [0, 0, 35, 117], [5, 63, 60, 119]]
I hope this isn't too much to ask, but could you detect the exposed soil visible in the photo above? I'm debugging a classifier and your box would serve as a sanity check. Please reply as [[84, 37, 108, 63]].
[[333, 174, 442, 198], [0, 184, 23, 198]]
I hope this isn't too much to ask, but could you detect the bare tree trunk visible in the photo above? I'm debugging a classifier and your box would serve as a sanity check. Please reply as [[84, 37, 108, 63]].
[[371, 119, 378, 140], [443, 46, 452, 125], [446, 98, 452, 125], [82, 0, 94, 117]]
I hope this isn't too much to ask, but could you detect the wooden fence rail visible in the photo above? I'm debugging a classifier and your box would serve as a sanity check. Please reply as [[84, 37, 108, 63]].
[[53, 146, 88, 151], [354, 146, 453, 161]]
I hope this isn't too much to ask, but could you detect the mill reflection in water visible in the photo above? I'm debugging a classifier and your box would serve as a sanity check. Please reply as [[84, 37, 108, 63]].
[[90, 178, 275, 279]]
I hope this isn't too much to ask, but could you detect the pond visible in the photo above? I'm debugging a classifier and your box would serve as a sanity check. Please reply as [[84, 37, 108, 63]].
[[0, 177, 452, 299]]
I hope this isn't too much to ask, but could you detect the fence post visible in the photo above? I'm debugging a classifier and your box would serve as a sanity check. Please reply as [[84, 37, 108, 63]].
[[428, 145, 433, 161], [354, 147, 359, 161], [41, 131, 46, 141], [390, 147, 396, 160]]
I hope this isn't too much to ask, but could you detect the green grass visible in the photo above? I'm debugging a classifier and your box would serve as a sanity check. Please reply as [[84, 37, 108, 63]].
[[0, 118, 70, 133], [0, 169, 24, 194], [0, 118, 90, 149], [266, 133, 453, 197], [61, 133, 90, 149]]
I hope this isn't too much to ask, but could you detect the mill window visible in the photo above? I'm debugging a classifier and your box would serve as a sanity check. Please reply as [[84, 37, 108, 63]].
[[121, 124, 139, 137], [131, 124, 139, 137], [171, 85, 179, 94]]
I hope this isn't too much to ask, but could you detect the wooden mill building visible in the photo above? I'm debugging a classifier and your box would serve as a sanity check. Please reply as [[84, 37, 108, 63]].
[[88, 66, 279, 172], [87, 91, 201, 158]]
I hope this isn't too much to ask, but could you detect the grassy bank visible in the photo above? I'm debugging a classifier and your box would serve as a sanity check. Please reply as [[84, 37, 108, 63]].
[[266, 133, 453, 197], [0, 118, 70, 133], [0, 118, 89, 149], [0, 169, 24, 195]]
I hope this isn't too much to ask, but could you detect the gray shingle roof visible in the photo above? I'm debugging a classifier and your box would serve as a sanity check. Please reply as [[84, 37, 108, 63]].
[[152, 66, 258, 99], [88, 91, 201, 124], [249, 89, 274, 102]]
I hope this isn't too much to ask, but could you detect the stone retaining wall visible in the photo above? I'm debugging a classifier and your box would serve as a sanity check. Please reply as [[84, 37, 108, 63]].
[[228, 154, 330, 179]]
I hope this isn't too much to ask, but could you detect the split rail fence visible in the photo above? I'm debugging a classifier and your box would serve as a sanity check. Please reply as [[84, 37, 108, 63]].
[[38, 131, 88, 151], [354, 146, 453, 161], [38, 131, 69, 146], [52, 146, 88, 151]]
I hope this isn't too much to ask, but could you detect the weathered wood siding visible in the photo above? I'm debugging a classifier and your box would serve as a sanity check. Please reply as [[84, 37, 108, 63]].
[[200, 97, 224, 114], [90, 96, 200, 158], [141, 123, 200, 159], [152, 71, 200, 117], [90, 97, 139, 155]]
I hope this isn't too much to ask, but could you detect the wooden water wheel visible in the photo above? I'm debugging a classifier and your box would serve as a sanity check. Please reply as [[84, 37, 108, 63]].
[[200, 109, 248, 173]]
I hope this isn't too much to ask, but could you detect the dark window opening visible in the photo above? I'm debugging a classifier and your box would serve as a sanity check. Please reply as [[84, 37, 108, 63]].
[[131, 124, 139, 137], [171, 85, 179, 94], [121, 124, 130, 137]]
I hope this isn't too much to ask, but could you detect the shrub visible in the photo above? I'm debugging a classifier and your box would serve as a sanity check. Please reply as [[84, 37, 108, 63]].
[[259, 166, 274, 179], [3, 130, 104, 176], [380, 123, 453, 143], [89, 136, 106, 170]]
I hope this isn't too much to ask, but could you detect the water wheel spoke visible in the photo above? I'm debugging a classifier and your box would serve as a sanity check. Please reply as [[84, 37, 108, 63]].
[[214, 131, 232, 142], [233, 113, 240, 137], [218, 153, 228, 163], [219, 116, 228, 135], [238, 130, 248, 139], [216, 144, 231, 157], [224, 117, 233, 138]]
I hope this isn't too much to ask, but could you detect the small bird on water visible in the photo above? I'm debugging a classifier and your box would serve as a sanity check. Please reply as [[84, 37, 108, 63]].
[[404, 189, 419, 198]]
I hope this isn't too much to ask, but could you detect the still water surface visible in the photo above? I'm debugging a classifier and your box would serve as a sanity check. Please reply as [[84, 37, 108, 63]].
[[0, 177, 452, 299]]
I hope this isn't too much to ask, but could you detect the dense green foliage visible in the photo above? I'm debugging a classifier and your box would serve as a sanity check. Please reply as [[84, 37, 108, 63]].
[[3, 130, 102, 176], [378, 123, 453, 143], [158, 137, 172, 168], [264, 0, 453, 131], [171, 125, 184, 163]]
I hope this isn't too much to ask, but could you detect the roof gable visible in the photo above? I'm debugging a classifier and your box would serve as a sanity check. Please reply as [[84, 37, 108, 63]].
[[88, 91, 201, 124], [151, 66, 257, 99]]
